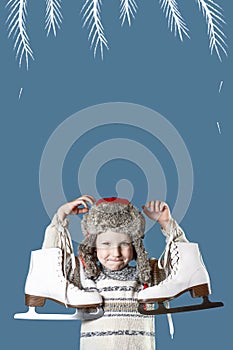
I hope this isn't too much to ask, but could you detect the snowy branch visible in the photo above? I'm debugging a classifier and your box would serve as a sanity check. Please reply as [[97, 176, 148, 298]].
[[120, 0, 138, 26], [196, 0, 227, 61], [45, 0, 63, 36], [81, 0, 109, 59], [159, 0, 189, 41], [6, 0, 34, 69]]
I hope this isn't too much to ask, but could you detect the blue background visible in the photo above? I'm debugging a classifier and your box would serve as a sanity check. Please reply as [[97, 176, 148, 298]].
[[1, 1, 232, 349]]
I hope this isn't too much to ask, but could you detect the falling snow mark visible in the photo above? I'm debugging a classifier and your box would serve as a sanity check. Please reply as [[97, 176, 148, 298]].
[[18, 87, 23, 100], [218, 81, 223, 93], [216, 122, 221, 134]]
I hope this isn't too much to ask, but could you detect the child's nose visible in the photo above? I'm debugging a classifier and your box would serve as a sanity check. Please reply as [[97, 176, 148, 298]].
[[112, 245, 121, 256]]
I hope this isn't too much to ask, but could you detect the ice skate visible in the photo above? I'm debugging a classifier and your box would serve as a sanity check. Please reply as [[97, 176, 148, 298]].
[[14, 248, 103, 320], [138, 242, 223, 315]]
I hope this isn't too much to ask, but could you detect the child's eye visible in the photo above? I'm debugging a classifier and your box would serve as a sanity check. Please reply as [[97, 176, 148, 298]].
[[121, 242, 131, 247], [101, 242, 110, 246]]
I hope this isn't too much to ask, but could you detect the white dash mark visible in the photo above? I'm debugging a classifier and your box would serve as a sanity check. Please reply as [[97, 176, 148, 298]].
[[216, 122, 221, 134], [18, 88, 23, 100], [218, 81, 223, 93]]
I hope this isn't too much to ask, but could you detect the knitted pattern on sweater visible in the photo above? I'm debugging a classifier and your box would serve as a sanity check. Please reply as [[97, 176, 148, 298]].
[[80, 265, 155, 350]]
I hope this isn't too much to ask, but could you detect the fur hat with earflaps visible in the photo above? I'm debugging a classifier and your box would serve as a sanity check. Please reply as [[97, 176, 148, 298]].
[[78, 197, 151, 284]]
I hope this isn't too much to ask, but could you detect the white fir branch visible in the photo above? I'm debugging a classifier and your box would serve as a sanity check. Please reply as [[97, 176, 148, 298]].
[[159, 0, 189, 41], [81, 0, 109, 59], [120, 0, 138, 26], [196, 0, 227, 61], [6, 0, 34, 69], [45, 0, 63, 36]]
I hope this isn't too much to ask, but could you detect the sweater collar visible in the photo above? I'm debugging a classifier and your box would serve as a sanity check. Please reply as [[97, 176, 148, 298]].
[[100, 264, 138, 281]]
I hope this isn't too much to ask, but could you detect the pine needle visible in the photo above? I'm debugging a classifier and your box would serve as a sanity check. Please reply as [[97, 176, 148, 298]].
[[45, 0, 63, 36], [196, 0, 227, 61], [120, 0, 138, 26], [159, 0, 190, 41], [6, 0, 34, 69], [81, 0, 109, 59]]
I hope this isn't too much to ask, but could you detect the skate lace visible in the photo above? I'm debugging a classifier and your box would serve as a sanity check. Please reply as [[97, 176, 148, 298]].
[[158, 231, 179, 280], [57, 220, 76, 271], [57, 219, 77, 306], [157, 229, 178, 340]]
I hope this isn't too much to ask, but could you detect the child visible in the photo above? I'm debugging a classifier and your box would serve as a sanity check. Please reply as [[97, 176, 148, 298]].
[[42, 195, 189, 349]]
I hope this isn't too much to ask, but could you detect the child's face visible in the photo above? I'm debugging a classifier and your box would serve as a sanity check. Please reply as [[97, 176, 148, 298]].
[[96, 230, 134, 271]]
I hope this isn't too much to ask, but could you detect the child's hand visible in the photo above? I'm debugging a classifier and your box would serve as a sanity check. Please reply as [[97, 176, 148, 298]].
[[142, 200, 172, 229], [57, 195, 96, 220]]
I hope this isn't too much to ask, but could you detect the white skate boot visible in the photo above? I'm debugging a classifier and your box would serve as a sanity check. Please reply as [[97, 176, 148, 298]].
[[138, 242, 223, 315], [14, 248, 103, 320]]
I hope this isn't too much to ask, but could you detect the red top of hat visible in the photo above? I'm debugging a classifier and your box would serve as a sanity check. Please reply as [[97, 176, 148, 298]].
[[96, 197, 130, 206]]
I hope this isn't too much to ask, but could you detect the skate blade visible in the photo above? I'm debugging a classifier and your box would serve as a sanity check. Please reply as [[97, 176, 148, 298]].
[[138, 296, 224, 316], [14, 306, 104, 320], [14, 307, 81, 320]]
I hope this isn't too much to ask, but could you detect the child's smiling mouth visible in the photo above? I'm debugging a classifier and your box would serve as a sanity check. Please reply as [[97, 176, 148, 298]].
[[107, 259, 123, 262]]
